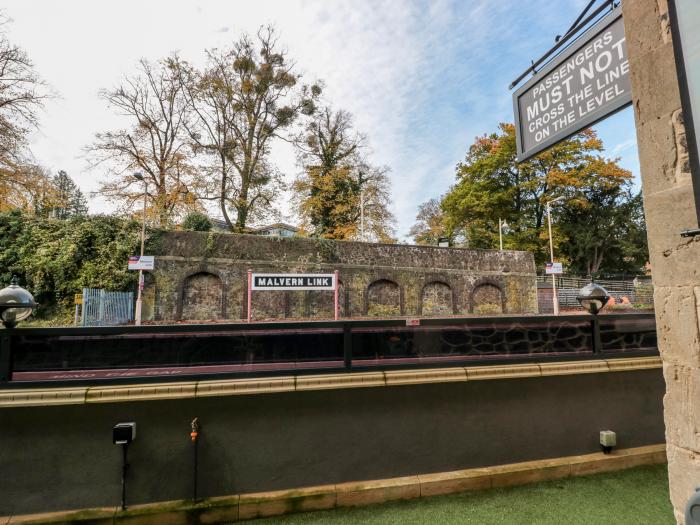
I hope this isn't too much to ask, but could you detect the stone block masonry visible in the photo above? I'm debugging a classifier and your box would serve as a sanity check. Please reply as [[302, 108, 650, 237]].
[[145, 231, 537, 321], [623, 1, 700, 522]]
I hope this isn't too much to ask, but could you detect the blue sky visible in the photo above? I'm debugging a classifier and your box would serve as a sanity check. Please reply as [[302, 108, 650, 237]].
[[5, 0, 639, 239]]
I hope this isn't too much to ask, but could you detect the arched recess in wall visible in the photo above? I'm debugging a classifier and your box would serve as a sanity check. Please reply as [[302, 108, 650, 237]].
[[141, 272, 157, 322], [181, 272, 224, 320], [366, 279, 402, 316], [420, 281, 454, 316], [470, 280, 505, 314]]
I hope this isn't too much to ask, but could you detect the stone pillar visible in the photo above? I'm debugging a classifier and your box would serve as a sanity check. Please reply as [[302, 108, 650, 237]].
[[623, 1, 700, 522]]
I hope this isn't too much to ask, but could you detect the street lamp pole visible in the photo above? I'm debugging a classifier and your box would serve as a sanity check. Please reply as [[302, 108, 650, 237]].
[[499, 218, 503, 251], [498, 219, 508, 251], [134, 173, 147, 326], [360, 190, 365, 241], [546, 196, 565, 316]]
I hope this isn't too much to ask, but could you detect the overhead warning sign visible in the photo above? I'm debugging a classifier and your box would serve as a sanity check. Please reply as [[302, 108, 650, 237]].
[[513, 6, 631, 161]]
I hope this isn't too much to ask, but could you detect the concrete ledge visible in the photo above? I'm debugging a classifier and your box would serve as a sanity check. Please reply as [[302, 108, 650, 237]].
[[296, 372, 385, 391], [6, 507, 117, 524], [238, 485, 336, 520], [605, 356, 661, 372], [86, 383, 197, 404], [196, 377, 295, 397], [539, 360, 610, 376], [466, 363, 541, 380], [0, 387, 87, 408], [0, 356, 662, 408], [384, 367, 467, 386], [0, 444, 666, 524], [335, 476, 421, 507]]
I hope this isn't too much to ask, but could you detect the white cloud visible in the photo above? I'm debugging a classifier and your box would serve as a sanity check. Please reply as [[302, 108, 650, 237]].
[[611, 138, 637, 156], [5, 0, 630, 240]]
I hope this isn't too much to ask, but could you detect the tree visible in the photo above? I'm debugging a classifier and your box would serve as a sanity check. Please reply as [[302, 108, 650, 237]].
[[180, 27, 320, 232], [558, 185, 648, 276], [409, 197, 440, 245], [0, 14, 50, 210], [293, 107, 395, 241], [0, 211, 144, 317], [439, 123, 637, 267], [45, 170, 88, 219], [0, 162, 55, 212], [181, 211, 212, 231], [87, 58, 200, 226]]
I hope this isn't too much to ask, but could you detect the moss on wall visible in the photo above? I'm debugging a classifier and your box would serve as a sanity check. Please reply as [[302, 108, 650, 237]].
[[148, 231, 538, 321]]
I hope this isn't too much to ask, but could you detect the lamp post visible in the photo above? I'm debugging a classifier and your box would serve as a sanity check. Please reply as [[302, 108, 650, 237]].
[[360, 189, 365, 242], [577, 282, 611, 354], [546, 196, 565, 315], [0, 276, 37, 329], [133, 172, 147, 326], [498, 218, 509, 251], [576, 282, 611, 316], [0, 276, 37, 382]]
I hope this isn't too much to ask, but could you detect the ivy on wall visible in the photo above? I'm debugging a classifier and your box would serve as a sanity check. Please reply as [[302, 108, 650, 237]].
[[0, 211, 159, 317]]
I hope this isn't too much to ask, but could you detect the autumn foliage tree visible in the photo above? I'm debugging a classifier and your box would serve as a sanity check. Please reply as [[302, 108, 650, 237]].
[[87, 58, 201, 226], [415, 123, 647, 272], [0, 14, 52, 212], [179, 27, 320, 232], [294, 107, 395, 241]]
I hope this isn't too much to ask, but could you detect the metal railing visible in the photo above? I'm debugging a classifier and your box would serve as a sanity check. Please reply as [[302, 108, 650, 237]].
[[81, 288, 134, 326], [0, 313, 657, 386], [536, 276, 654, 307], [535, 274, 652, 290]]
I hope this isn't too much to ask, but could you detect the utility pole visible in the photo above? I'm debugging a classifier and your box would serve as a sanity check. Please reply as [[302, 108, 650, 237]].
[[134, 173, 147, 326], [360, 190, 365, 241], [498, 218, 508, 251], [546, 196, 565, 315]]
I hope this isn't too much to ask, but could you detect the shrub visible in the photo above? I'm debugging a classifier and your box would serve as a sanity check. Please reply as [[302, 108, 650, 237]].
[[0, 212, 154, 318], [181, 212, 212, 232]]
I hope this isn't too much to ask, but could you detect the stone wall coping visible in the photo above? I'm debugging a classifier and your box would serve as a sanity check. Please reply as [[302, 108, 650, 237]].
[[0, 356, 661, 408], [154, 255, 537, 277], [0, 444, 666, 524], [158, 230, 534, 256]]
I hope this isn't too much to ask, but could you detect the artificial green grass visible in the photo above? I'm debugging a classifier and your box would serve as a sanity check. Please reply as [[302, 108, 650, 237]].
[[241, 464, 673, 525]]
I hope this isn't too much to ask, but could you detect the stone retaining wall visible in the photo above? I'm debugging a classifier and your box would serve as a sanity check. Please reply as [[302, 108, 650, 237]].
[[144, 232, 538, 321], [0, 360, 665, 516]]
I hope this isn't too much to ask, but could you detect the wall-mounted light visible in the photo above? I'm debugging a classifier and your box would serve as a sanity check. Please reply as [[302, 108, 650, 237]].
[[0, 276, 37, 329], [113, 422, 136, 510], [600, 430, 616, 454]]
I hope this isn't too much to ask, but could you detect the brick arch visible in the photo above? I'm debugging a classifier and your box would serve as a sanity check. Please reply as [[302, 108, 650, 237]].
[[177, 268, 226, 320], [419, 280, 455, 315], [469, 278, 506, 314], [365, 278, 403, 316]]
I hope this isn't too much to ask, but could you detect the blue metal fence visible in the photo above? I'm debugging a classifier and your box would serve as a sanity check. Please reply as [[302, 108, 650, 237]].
[[81, 288, 134, 326]]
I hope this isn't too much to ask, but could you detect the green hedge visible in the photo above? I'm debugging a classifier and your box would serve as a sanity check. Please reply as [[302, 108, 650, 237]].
[[0, 211, 160, 318]]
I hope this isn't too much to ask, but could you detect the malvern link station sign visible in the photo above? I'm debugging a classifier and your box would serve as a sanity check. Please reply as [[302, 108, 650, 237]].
[[251, 273, 336, 291], [513, 6, 631, 161]]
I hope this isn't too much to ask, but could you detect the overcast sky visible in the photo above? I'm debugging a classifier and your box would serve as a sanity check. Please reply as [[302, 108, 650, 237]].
[[4, 0, 639, 239]]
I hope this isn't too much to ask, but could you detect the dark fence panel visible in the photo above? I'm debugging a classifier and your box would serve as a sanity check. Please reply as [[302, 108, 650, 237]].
[[11, 328, 345, 379], [2, 313, 658, 385], [599, 315, 658, 353], [350, 318, 593, 367]]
